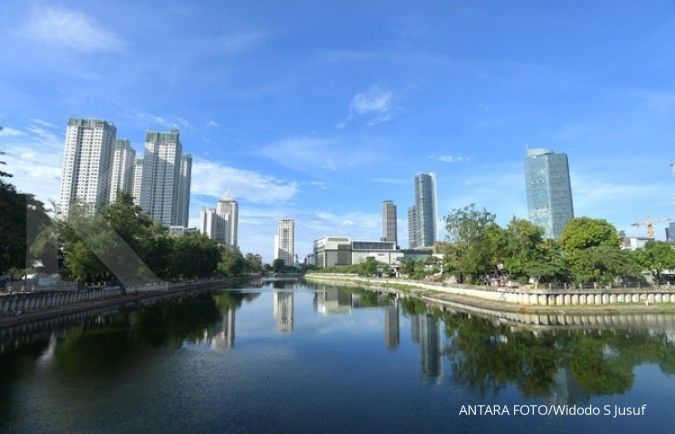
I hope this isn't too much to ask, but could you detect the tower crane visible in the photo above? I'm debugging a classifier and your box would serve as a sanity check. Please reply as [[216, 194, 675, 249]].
[[631, 215, 675, 239]]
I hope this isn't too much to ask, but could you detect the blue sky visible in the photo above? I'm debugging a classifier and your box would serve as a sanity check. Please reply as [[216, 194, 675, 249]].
[[1, 1, 675, 262]]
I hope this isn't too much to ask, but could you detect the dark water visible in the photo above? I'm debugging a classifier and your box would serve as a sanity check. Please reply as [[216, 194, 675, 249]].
[[1, 281, 674, 433]]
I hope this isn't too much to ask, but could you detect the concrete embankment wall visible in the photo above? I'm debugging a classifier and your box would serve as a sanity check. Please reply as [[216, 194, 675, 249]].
[[0, 287, 125, 316], [305, 274, 675, 307], [0, 276, 258, 326]]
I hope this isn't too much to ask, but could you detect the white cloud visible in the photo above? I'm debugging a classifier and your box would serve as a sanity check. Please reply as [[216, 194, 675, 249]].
[[30, 119, 56, 128], [1, 121, 64, 205], [207, 120, 220, 127], [136, 112, 192, 130], [191, 158, 298, 204], [343, 86, 399, 126], [371, 177, 408, 185], [18, 6, 125, 52], [261, 136, 383, 174], [438, 155, 471, 163], [0, 127, 24, 137]]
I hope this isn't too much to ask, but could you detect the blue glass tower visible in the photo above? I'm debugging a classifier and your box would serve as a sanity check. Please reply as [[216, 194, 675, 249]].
[[524, 149, 574, 239]]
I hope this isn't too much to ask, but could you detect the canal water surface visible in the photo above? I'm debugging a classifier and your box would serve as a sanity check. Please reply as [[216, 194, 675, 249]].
[[1, 280, 674, 433]]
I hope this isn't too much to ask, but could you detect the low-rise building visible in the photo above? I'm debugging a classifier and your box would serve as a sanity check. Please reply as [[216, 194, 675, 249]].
[[314, 236, 352, 267], [351, 240, 401, 265]]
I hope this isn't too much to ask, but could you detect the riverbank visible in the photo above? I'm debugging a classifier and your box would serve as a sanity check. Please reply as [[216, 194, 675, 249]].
[[0, 275, 259, 329], [305, 273, 675, 314]]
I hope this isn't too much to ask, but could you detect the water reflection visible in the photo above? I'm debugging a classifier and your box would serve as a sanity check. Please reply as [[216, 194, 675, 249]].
[[274, 290, 294, 333], [384, 303, 399, 350], [1, 284, 675, 432]]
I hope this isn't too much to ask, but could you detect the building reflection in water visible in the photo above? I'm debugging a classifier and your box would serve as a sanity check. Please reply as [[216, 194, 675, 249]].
[[550, 367, 590, 406], [202, 307, 236, 349], [411, 314, 442, 383], [273, 290, 294, 333], [384, 303, 400, 350], [313, 287, 353, 315]]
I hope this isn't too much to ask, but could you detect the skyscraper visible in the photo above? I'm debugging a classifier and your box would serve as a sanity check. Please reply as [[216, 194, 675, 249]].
[[524, 149, 574, 239], [410, 173, 438, 248], [58, 117, 117, 218], [274, 218, 295, 266], [131, 158, 143, 206], [408, 206, 418, 249], [175, 154, 192, 227], [382, 200, 398, 248], [109, 139, 136, 203], [217, 194, 239, 248], [140, 129, 191, 227]]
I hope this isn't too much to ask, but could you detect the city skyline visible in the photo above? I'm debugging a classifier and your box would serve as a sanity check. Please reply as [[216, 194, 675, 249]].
[[2, 2, 675, 261]]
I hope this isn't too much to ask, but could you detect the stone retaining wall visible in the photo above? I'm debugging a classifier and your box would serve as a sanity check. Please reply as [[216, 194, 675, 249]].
[[0, 287, 125, 316], [306, 274, 675, 307]]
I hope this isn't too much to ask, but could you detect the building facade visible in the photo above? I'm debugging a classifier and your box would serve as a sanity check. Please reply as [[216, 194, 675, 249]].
[[175, 154, 192, 227], [131, 158, 143, 206], [314, 237, 352, 268], [409, 173, 437, 248], [274, 218, 295, 266], [109, 139, 136, 203], [58, 117, 117, 218], [217, 195, 239, 248], [382, 200, 398, 248], [524, 148, 574, 239], [200, 207, 230, 246], [140, 129, 190, 227]]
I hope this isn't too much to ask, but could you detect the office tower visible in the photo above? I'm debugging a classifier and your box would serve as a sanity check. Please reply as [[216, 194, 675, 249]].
[[382, 200, 398, 248], [217, 194, 239, 248], [109, 139, 136, 203], [408, 206, 418, 248], [274, 218, 295, 266], [524, 149, 575, 239], [273, 290, 294, 333], [131, 158, 143, 205], [58, 117, 117, 218], [175, 154, 192, 227], [140, 129, 187, 227], [412, 173, 438, 248], [200, 207, 230, 246]]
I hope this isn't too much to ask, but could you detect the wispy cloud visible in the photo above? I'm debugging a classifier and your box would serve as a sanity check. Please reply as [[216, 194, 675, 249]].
[[207, 120, 220, 127], [261, 136, 383, 174], [1, 120, 64, 204], [438, 155, 471, 163], [371, 177, 408, 185], [341, 86, 400, 127], [0, 127, 24, 137], [136, 112, 192, 130], [191, 158, 298, 204], [17, 6, 125, 52]]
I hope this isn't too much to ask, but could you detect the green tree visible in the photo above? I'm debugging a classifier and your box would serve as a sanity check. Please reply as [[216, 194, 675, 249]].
[[272, 258, 286, 273], [560, 217, 619, 252], [218, 248, 246, 277], [444, 204, 507, 283], [635, 240, 675, 283]]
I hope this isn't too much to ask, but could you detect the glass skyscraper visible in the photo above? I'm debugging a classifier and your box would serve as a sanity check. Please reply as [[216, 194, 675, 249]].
[[524, 149, 574, 239], [409, 173, 438, 248]]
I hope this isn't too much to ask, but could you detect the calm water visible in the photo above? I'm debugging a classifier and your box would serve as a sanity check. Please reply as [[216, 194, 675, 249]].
[[1, 280, 675, 433]]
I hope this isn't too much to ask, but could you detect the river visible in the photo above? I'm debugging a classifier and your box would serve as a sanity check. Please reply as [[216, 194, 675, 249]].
[[1, 280, 674, 433]]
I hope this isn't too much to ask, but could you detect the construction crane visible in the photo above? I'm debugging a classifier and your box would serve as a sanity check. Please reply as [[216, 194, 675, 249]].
[[631, 215, 675, 239]]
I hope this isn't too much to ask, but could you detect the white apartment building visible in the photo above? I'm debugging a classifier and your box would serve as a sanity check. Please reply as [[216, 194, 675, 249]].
[[274, 218, 295, 266], [131, 158, 143, 206], [58, 118, 117, 218], [109, 139, 136, 203], [200, 207, 230, 247], [175, 154, 192, 227], [217, 194, 239, 248], [140, 129, 190, 227]]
